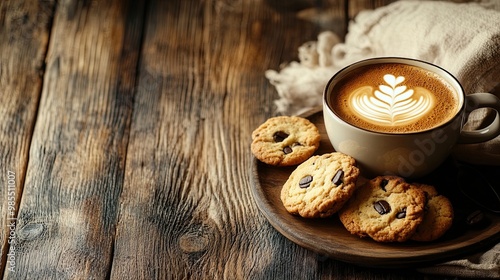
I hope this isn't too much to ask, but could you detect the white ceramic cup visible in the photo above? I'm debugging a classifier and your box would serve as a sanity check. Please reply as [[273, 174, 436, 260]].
[[323, 57, 500, 178]]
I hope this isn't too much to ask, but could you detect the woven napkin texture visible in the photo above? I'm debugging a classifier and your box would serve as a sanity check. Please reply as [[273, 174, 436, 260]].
[[265, 0, 500, 278]]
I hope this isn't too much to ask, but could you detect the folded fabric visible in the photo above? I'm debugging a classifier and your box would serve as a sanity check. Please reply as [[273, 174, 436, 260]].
[[417, 243, 500, 278], [265, 31, 342, 116], [332, 0, 500, 95]]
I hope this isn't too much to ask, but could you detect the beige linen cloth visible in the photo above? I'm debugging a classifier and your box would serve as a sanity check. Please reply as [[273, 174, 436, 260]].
[[265, 0, 500, 278]]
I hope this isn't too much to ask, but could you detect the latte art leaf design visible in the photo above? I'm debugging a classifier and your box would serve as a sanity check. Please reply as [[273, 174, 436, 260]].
[[351, 74, 434, 125]]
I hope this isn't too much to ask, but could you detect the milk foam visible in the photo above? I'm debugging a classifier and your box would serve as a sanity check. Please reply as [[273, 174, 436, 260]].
[[331, 63, 459, 133], [350, 74, 435, 126]]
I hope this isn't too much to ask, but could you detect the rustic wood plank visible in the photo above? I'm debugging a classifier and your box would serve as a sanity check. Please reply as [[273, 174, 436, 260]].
[[0, 0, 55, 275], [110, 0, 339, 278], [4, 0, 145, 278], [263, 0, 348, 38], [293, 0, 348, 37]]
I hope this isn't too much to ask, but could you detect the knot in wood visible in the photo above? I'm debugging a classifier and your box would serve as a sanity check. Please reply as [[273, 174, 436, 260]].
[[17, 223, 45, 241], [178, 232, 209, 253]]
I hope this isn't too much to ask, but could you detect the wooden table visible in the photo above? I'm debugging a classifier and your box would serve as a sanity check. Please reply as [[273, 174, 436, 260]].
[[1, 0, 496, 279]]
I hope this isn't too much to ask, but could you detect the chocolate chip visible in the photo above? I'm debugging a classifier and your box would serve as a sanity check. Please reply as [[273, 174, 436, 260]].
[[299, 175, 313, 188], [380, 179, 389, 191], [273, 131, 289, 142], [332, 170, 344, 186], [466, 210, 486, 227], [374, 200, 391, 215], [396, 208, 406, 219], [283, 146, 292, 154]]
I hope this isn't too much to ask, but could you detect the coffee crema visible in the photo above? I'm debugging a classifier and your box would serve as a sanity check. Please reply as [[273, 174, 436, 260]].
[[329, 63, 459, 133]]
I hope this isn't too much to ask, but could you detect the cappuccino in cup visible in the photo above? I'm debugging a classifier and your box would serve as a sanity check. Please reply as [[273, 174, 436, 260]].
[[330, 63, 459, 133], [323, 57, 500, 178]]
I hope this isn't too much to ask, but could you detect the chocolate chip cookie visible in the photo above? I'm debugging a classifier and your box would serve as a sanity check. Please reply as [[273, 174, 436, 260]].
[[280, 152, 360, 218], [338, 176, 426, 242], [251, 116, 320, 166], [411, 183, 454, 242]]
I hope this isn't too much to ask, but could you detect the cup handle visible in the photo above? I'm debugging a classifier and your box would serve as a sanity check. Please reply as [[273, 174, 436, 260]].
[[458, 93, 500, 144]]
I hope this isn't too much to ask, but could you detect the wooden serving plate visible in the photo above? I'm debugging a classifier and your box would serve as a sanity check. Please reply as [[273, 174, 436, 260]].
[[250, 108, 500, 268]]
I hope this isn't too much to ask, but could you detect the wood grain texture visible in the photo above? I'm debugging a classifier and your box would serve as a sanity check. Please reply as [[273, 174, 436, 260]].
[[0, 0, 55, 275], [4, 0, 144, 278], [110, 0, 325, 278], [290, 0, 348, 37], [1, 0, 493, 279]]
